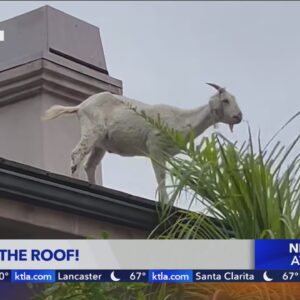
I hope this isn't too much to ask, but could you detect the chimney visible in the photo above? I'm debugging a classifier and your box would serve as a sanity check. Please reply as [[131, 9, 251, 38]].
[[0, 6, 122, 184]]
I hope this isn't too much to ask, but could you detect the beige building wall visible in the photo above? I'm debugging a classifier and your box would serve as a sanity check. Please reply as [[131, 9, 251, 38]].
[[0, 6, 122, 184], [0, 6, 156, 239]]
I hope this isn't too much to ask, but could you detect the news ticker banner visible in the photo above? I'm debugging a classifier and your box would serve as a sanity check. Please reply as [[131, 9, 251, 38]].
[[0, 270, 299, 283], [0, 239, 299, 271]]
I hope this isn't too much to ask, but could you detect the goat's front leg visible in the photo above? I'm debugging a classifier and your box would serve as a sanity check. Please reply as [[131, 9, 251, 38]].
[[147, 134, 169, 203], [151, 158, 169, 204]]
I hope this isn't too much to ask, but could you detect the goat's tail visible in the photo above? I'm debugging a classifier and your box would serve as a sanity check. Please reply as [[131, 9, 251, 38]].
[[42, 105, 80, 121]]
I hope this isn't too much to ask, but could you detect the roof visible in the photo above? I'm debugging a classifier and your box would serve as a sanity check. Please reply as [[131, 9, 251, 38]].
[[0, 158, 158, 231]]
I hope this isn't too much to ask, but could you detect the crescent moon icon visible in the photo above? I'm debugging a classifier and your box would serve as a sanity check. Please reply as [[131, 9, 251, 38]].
[[110, 271, 121, 282], [263, 271, 273, 282]]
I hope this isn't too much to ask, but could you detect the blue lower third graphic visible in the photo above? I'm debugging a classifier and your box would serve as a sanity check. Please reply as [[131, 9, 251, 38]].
[[255, 240, 300, 270], [149, 270, 193, 283], [11, 270, 55, 283]]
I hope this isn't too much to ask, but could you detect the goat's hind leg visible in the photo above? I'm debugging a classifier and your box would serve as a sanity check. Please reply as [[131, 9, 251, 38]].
[[70, 107, 107, 178], [70, 131, 101, 177], [83, 147, 106, 184]]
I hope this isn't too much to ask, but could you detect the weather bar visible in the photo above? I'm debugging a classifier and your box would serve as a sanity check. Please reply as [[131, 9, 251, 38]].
[[3, 270, 300, 283]]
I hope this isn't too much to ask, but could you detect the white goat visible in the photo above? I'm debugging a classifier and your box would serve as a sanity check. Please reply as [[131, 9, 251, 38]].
[[43, 83, 242, 203]]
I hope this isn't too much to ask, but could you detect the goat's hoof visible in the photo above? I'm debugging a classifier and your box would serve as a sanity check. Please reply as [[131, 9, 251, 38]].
[[71, 165, 77, 174]]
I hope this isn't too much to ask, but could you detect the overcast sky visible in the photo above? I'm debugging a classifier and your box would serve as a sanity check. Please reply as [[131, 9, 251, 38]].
[[1, 2, 300, 206]]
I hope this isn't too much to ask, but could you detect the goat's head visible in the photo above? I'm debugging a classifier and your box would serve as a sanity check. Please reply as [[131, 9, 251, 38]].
[[207, 83, 242, 132]]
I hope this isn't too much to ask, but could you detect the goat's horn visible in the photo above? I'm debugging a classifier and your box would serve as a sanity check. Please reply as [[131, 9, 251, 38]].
[[206, 82, 223, 92]]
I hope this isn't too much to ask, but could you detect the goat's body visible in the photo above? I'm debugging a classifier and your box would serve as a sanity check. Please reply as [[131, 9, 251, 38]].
[[76, 92, 189, 157], [43, 85, 242, 203]]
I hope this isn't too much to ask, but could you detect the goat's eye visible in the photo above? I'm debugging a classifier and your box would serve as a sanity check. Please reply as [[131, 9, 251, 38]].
[[222, 99, 229, 104]]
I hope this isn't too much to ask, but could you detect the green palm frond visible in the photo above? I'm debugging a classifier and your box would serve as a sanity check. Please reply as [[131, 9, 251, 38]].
[[133, 107, 300, 239]]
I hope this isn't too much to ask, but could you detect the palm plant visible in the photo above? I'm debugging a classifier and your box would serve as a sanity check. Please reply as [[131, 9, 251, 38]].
[[147, 112, 300, 240]]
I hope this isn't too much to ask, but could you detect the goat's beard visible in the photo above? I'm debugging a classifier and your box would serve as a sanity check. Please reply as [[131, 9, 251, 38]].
[[229, 124, 234, 132]]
